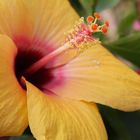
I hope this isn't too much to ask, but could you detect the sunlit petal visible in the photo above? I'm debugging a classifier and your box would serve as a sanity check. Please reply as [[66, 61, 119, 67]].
[[24, 0, 79, 48], [0, 35, 28, 136], [0, 0, 32, 38], [26, 81, 107, 140], [49, 42, 140, 111]]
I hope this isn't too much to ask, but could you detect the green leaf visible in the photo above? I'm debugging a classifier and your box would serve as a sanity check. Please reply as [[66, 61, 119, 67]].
[[23, 127, 32, 135], [104, 32, 140, 67], [95, 0, 120, 11], [69, 0, 87, 16], [70, 0, 120, 17], [118, 3, 137, 37], [10, 136, 34, 140], [98, 105, 131, 140], [79, 0, 97, 15], [118, 12, 137, 37], [119, 111, 140, 140]]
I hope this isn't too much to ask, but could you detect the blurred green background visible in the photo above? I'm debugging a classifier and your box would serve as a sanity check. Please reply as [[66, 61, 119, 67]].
[[1, 0, 140, 140]]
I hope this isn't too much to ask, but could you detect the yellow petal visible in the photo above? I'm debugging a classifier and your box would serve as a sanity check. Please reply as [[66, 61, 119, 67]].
[[0, 0, 79, 49], [0, 0, 32, 38], [24, 0, 79, 48], [26, 81, 107, 140], [0, 35, 28, 136], [49, 42, 140, 111]]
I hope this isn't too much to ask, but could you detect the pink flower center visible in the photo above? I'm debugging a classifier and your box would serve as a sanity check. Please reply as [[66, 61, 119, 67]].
[[14, 15, 108, 92], [14, 36, 60, 91]]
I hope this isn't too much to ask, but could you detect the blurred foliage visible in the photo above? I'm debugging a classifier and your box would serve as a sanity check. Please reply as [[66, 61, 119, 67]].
[[98, 105, 140, 140], [10, 136, 34, 140], [70, 0, 120, 16], [117, 0, 137, 37], [95, 0, 120, 11], [105, 32, 140, 67], [118, 9, 137, 37], [98, 105, 131, 140], [79, 0, 96, 15]]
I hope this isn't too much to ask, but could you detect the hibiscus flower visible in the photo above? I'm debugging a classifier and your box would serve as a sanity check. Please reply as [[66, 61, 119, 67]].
[[0, 0, 140, 140]]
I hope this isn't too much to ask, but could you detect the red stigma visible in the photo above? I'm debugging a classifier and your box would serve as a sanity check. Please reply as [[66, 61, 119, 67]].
[[94, 12, 101, 19], [91, 24, 98, 31], [102, 26, 108, 33], [105, 21, 109, 27], [87, 16, 94, 23]]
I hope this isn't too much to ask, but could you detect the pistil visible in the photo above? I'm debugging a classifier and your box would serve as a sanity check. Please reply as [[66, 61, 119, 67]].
[[23, 42, 72, 76], [23, 13, 109, 77]]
